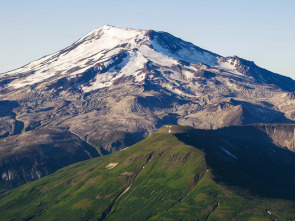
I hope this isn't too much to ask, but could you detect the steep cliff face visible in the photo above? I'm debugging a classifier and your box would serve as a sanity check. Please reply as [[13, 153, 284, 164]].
[[0, 128, 99, 192], [255, 124, 295, 152]]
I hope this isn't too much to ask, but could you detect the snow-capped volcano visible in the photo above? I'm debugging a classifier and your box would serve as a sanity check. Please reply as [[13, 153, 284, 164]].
[[1, 25, 295, 186], [2, 25, 294, 95], [3, 25, 220, 91], [1, 25, 295, 145]]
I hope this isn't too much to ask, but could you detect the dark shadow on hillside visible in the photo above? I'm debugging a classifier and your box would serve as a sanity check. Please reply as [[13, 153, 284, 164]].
[[175, 125, 295, 200], [0, 100, 24, 137], [0, 100, 19, 117], [155, 113, 180, 129], [230, 99, 295, 124]]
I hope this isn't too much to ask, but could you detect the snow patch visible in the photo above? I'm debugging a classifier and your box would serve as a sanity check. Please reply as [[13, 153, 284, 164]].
[[220, 146, 237, 159], [151, 36, 218, 66]]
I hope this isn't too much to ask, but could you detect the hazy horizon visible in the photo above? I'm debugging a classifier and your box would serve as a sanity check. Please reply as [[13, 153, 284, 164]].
[[1, 0, 294, 79]]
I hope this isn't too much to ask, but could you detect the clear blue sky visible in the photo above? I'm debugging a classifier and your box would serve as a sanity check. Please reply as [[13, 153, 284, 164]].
[[1, 0, 294, 79]]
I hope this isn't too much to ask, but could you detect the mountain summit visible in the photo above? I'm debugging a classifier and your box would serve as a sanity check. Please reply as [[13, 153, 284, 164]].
[[3, 25, 219, 91], [2, 25, 294, 93], [1, 26, 295, 189]]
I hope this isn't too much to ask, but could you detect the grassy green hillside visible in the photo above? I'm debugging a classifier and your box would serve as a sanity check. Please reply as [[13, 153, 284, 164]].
[[0, 125, 295, 220]]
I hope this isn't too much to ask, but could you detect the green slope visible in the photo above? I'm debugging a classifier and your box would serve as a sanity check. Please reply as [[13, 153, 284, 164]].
[[0, 125, 295, 220]]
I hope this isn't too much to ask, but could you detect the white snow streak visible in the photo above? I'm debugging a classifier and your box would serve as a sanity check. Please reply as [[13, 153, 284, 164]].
[[220, 146, 237, 159]]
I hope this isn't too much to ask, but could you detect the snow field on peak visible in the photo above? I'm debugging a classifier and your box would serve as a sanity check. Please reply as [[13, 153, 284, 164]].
[[3, 26, 259, 93], [6, 27, 148, 89], [216, 58, 254, 80], [151, 35, 219, 66], [81, 50, 148, 92]]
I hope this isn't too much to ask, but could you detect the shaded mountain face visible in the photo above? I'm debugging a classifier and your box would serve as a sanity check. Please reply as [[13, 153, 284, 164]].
[[0, 125, 295, 221], [254, 124, 295, 151], [1, 25, 295, 189], [174, 125, 295, 199], [0, 128, 100, 193]]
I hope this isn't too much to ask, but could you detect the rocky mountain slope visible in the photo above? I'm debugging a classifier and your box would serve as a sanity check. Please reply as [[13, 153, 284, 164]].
[[255, 124, 295, 151], [0, 127, 100, 192], [1, 125, 295, 221], [1, 25, 295, 189]]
